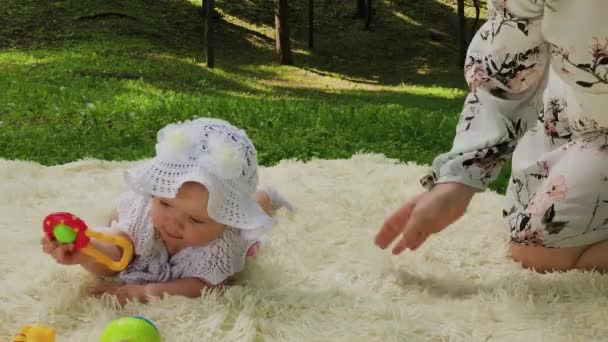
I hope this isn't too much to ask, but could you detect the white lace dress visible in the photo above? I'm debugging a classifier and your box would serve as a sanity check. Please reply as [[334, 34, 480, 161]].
[[112, 191, 261, 285]]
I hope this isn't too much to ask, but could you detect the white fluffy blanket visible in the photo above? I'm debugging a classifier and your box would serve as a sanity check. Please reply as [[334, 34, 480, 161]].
[[1, 154, 607, 341]]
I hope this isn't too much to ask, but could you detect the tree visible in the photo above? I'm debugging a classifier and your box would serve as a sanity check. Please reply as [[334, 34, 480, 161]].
[[203, 0, 214, 68], [274, 0, 293, 65], [457, 0, 482, 65], [470, 0, 481, 41], [353, 0, 372, 29], [458, 0, 465, 66], [365, 0, 372, 30], [308, 0, 314, 49], [355, 0, 366, 18]]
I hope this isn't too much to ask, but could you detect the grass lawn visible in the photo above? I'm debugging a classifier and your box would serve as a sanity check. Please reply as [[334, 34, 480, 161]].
[[0, 0, 509, 192]]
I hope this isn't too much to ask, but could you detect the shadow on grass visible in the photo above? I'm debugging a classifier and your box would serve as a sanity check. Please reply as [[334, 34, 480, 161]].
[[0, 57, 463, 162], [2, 0, 476, 89], [215, 0, 478, 87], [2, 37, 467, 109]]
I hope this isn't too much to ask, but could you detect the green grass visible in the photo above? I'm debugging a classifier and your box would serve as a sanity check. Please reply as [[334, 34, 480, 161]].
[[0, 0, 509, 192]]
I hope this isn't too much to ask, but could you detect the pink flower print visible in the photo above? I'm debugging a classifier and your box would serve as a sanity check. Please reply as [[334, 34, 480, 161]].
[[538, 161, 550, 175], [493, 0, 507, 14], [516, 230, 529, 241], [516, 229, 532, 240], [529, 161, 550, 179], [558, 46, 574, 60], [508, 66, 542, 93], [544, 119, 558, 136], [546, 176, 567, 200], [514, 226, 545, 245], [556, 45, 575, 73], [545, 97, 568, 122], [465, 57, 491, 91], [527, 192, 550, 216], [572, 117, 600, 132], [589, 37, 608, 61], [488, 6, 497, 20]]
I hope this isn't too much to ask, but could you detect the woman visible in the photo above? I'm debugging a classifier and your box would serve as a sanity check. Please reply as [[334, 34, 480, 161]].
[[375, 0, 608, 272]]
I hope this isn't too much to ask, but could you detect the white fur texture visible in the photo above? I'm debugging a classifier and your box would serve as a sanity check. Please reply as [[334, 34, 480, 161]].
[[1, 154, 607, 341]]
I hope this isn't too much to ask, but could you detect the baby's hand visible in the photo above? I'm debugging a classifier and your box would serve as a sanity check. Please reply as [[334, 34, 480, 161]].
[[40, 236, 88, 265]]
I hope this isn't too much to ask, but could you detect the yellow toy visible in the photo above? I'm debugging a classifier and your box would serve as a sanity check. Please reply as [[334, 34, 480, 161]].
[[13, 325, 56, 342]]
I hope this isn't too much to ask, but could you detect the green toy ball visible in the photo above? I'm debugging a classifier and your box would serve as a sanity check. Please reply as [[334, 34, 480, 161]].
[[53, 223, 77, 243], [99, 316, 161, 342]]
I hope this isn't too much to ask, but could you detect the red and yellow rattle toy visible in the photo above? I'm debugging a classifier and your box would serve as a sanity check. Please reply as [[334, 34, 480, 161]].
[[43, 212, 134, 271]]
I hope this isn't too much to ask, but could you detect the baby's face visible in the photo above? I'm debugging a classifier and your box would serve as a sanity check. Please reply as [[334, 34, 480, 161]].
[[150, 182, 225, 255]]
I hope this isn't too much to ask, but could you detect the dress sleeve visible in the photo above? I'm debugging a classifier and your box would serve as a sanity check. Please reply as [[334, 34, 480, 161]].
[[422, 0, 550, 190], [113, 191, 154, 254]]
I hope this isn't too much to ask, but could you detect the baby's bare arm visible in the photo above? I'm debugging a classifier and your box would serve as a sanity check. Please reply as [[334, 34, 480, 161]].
[[143, 277, 210, 299], [79, 237, 126, 276], [254, 190, 273, 215], [91, 278, 212, 305], [80, 209, 132, 276]]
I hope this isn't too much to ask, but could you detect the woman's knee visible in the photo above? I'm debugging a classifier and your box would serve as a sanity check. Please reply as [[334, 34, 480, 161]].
[[509, 242, 585, 272]]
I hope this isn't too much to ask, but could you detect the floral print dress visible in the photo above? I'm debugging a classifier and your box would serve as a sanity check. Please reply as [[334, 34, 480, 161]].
[[423, 0, 608, 247]]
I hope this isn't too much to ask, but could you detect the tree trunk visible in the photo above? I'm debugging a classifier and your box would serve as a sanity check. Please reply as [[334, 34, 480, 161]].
[[355, 0, 366, 18], [457, 0, 465, 66], [308, 0, 314, 49], [364, 0, 372, 30], [203, 0, 214, 68], [470, 0, 481, 41], [275, 0, 293, 65]]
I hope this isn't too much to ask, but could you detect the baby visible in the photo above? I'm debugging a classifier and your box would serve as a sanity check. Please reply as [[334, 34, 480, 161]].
[[41, 118, 292, 304]]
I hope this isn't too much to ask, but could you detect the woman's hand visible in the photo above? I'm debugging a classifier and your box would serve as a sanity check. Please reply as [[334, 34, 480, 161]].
[[375, 182, 477, 254]]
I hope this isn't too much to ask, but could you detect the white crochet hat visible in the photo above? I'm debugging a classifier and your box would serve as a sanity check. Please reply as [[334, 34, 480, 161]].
[[125, 118, 276, 240]]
